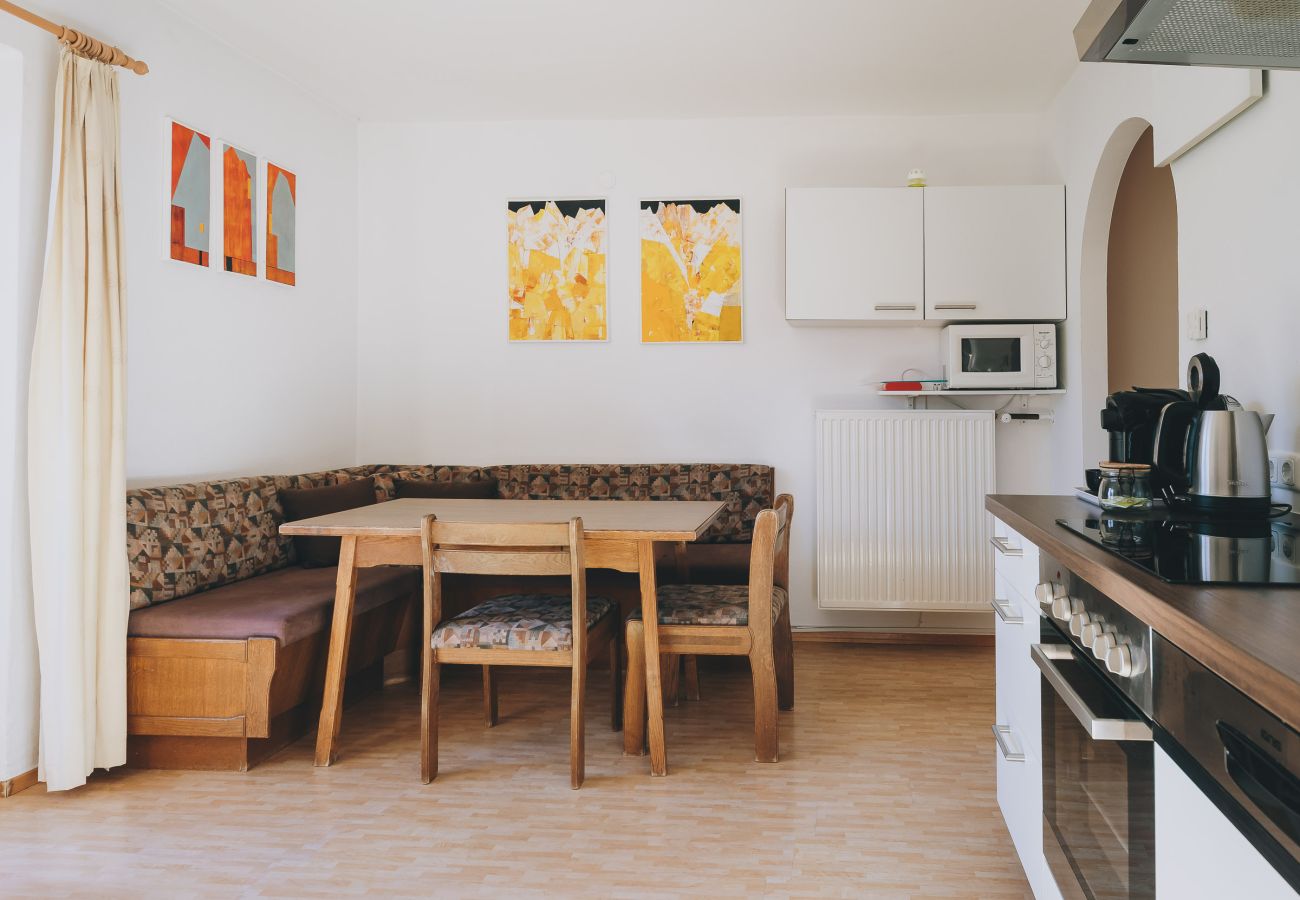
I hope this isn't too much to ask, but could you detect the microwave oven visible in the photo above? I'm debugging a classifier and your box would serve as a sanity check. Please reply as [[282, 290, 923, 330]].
[[942, 323, 1057, 390]]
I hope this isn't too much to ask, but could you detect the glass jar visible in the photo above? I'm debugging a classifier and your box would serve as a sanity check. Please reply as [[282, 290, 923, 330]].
[[1097, 462, 1153, 511]]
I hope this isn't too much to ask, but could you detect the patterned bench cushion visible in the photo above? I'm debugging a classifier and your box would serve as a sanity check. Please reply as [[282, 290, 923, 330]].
[[629, 583, 788, 627], [432, 593, 616, 652], [127, 462, 770, 609], [127, 465, 379, 610], [369, 464, 497, 501], [493, 464, 773, 544]]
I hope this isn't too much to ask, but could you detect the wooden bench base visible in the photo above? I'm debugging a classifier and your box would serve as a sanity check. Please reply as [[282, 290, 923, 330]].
[[126, 596, 415, 771]]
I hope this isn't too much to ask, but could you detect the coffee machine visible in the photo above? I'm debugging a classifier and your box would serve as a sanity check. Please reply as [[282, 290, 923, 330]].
[[1101, 386, 1189, 495]]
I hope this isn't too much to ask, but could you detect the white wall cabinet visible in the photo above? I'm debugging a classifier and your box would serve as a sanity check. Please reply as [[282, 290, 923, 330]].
[[1155, 746, 1295, 899], [785, 187, 923, 322], [923, 186, 1066, 322], [785, 185, 1065, 324]]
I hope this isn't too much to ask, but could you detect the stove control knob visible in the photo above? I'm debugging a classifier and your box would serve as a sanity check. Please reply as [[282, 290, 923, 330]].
[[1069, 611, 1092, 638], [1035, 581, 1065, 606], [1091, 630, 1118, 659], [1079, 617, 1106, 647], [1052, 596, 1080, 623], [1106, 643, 1134, 677]]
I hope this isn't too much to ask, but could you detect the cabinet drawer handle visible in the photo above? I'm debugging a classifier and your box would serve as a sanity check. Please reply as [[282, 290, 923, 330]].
[[990, 536, 1023, 557], [992, 724, 1025, 762], [873, 304, 917, 311], [935, 303, 978, 311], [991, 597, 1024, 625]]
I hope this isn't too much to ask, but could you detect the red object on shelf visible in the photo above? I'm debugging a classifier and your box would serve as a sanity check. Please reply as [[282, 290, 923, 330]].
[[881, 381, 924, 392]]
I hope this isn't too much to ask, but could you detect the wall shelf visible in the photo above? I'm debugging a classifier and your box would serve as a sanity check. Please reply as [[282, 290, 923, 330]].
[[877, 388, 1065, 413], [876, 389, 1066, 398]]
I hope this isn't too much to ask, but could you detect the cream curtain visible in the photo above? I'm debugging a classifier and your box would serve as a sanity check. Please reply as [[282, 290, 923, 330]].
[[27, 47, 128, 792]]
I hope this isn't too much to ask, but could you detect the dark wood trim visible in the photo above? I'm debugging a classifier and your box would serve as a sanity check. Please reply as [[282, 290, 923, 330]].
[[988, 494, 1300, 731], [1, 768, 39, 798], [793, 630, 993, 647]]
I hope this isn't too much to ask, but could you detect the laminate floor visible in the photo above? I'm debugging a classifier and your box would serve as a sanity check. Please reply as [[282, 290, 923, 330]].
[[0, 643, 1030, 899]]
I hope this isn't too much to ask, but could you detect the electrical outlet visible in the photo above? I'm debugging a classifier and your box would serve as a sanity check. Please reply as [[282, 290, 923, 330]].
[[1270, 452, 1300, 489]]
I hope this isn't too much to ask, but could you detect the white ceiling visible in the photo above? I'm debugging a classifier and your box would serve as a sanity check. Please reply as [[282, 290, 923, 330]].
[[159, 0, 1091, 121]]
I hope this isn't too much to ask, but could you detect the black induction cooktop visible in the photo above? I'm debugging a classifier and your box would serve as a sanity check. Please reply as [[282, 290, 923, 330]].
[[1057, 514, 1300, 586]]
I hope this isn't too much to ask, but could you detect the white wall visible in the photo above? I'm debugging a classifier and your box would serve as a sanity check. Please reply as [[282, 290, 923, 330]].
[[0, 35, 41, 784], [356, 114, 1062, 632], [1048, 64, 1300, 501], [0, 0, 361, 781]]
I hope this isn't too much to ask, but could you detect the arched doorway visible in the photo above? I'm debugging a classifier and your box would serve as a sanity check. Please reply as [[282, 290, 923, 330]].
[[1106, 127, 1179, 392]]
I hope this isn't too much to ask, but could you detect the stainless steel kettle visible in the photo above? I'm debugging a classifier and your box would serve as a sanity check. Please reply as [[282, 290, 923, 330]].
[[1153, 354, 1274, 516]]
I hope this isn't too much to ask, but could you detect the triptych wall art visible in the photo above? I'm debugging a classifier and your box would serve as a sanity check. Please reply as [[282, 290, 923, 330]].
[[167, 119, 296, 286], [506, 196, 742, 343]]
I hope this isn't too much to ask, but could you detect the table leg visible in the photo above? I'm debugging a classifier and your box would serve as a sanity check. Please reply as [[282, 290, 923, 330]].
[[314, 534, 360, 766], [637, 539, 668, 776]]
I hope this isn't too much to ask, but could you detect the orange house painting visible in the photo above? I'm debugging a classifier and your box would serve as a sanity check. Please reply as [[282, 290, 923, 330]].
[[266, 163, 296, 286], [222, 144, 257, 276], [169, 120, 210, 266]]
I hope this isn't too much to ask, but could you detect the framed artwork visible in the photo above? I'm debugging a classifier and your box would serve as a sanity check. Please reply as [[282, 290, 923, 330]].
[[640, 198, 742, 343], [168, 119, 210, 266], [507, 199, 607, 341], [266, 162, 296, 286], [221, 142, 257, 276]]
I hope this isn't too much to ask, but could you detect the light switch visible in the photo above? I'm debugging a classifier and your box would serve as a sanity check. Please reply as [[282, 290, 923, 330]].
[[1187, 308, 1208, 341]]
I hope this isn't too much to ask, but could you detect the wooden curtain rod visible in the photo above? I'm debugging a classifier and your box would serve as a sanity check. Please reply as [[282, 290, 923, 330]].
[[0, 0, 148, 74]]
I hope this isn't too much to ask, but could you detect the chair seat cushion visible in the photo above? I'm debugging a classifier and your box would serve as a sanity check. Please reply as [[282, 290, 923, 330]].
[[432, 593, 616, 652], [629, 583, 788, 627], [127, 565, 420, 646]]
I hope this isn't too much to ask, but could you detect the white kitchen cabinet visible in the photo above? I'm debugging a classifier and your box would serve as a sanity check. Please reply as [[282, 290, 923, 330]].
[[785, 187, 924, 322], [991, 520, 1061, 900], [1155, 746, 1295, 899], [923, 186, 1066, 322]]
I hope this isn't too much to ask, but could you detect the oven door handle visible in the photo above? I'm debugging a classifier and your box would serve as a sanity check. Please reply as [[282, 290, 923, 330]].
[[1031, 644, 1152, 742]]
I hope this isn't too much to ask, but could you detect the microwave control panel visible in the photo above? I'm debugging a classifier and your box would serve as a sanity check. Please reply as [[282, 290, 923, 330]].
[[1033, 323, 1057, 388]]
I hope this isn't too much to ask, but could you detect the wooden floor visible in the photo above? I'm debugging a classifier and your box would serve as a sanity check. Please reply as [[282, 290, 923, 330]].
[[0, 643, 1030, 899]]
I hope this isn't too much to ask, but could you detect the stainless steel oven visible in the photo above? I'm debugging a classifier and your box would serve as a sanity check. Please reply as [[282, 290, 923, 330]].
[[1035, 554, 1156, 899]]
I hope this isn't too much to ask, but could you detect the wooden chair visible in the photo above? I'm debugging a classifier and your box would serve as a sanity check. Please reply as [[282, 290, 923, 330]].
[[624, 494, 795, 764], [419, 515, 621, 789]]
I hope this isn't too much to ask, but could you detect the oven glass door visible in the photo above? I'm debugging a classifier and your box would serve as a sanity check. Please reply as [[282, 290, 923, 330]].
[[1038, 637, 1155, 900]]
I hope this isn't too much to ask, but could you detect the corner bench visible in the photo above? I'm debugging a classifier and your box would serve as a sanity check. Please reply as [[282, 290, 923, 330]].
[[125, 463, 774, 770]]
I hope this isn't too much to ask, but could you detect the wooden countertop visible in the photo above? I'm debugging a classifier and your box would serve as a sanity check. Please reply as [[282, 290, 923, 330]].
[[987, 494, 1300, 731]]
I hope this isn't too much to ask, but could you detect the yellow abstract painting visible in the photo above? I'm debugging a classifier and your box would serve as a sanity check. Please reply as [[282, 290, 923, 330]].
[[640, 199, 742, 343], [508, 199, 607, 341]]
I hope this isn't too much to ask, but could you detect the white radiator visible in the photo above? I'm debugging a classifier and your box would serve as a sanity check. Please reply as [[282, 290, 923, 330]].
[[816, 409, 996, 612]]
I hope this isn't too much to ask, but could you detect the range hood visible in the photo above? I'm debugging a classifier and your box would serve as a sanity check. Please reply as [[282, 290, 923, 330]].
[[1075, 0, 1300, 68]]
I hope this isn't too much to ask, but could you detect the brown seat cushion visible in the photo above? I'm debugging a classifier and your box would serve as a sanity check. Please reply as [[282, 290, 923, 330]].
[[394, 477, 498, 500], [127, 565, 419, 646], [655, 543, 752, 585], [279, 477, 377, 567]]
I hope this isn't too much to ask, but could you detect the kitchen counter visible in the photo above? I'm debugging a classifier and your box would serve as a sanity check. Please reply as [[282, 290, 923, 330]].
[[987, 494, 1300, 732]]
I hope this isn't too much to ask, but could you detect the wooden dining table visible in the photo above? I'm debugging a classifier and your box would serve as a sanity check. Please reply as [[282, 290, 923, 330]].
[[279, 497, 726, 776]]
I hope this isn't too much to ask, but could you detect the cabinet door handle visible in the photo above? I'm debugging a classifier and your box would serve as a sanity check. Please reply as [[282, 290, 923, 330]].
[[992, 724, 1025, 762], [991, 597, 1024, 625], [990, 535, 1022, 557], [934, 303, 978, 310], [873, 304, 917, 311]]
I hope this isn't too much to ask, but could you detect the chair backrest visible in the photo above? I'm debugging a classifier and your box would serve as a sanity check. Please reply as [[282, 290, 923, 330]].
[[419, 516, 589, 651], [748, 494, 794, 630]]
